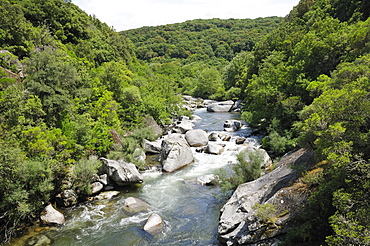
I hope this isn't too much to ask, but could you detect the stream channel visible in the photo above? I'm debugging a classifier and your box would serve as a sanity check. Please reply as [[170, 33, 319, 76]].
[[15, 108, 260, 246]]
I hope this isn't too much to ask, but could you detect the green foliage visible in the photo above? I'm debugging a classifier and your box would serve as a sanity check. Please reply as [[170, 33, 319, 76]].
[[71, 157, 101, 198], [219, 150, 263, 191], [0, 141, 54, 242], [253, 203, 277, 224], [123, 17, 283, 62]]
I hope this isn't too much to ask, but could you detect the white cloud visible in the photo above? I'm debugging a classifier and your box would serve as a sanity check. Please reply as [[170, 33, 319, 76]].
[[73, 0, 300, 31]]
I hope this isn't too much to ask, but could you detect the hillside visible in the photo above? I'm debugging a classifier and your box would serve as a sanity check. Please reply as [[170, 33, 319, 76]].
[[0, 0, 369, 245], [122, 17, 282, 62], [223, 0, 370, 244]]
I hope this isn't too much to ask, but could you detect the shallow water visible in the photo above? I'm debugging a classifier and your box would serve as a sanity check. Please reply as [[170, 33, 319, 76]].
[[12, 108, 258, 246]]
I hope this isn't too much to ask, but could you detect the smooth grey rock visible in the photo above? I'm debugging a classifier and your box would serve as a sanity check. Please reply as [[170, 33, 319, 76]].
[[185, 129, 208, 147], [143, 139, 162, 154], [99, 158, 143, 186], [90, 182, 104, 194], [159, 134, 194, 172], [40, 204, 65, 225], [123, 197, 150, 213], [207, 100, 234, 112], [205, 143, 224, 155], [143, 213, 165, 235], [218, 149, 314, 245]]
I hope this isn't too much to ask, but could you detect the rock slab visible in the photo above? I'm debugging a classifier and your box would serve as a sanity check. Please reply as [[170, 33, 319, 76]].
[[218, 149, 315, 246]]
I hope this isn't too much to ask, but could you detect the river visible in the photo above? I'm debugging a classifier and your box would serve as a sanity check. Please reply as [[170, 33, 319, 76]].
[[12, 108, 260, 246]]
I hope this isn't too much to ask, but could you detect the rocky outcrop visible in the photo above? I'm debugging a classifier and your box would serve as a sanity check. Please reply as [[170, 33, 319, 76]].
[[99, 158, 143, 186], [143, 213, 165, 235], [218, 148, 315, 246], [40, 204, 65, 225], [185, 129, 208, 147], [123, 197, 150, 213], [159, 134, 194, 172], [207, 100, 234, 112]]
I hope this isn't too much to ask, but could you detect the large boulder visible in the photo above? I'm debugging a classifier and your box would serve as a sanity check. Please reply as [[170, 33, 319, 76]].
[[185, 129, 208, 147], [40, 204, 65, 225], [207, 100, 234, 112], [218, 149, 315, 246], [143, 213, 165, 235], [123, 197, 150, 213], [159, 134, 194, 172], [143, 139, 162, 154], [99, 158, 143, 186]]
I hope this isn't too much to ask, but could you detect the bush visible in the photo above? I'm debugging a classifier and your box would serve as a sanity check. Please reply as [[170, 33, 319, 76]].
[[219, 149, 263, 191], [0, 142, 54, 243], [253, 203, 277, 223], [71, 157, 101, 199]]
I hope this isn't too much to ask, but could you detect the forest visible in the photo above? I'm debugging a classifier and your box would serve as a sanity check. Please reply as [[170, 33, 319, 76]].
[[0, 0, 369, 245]]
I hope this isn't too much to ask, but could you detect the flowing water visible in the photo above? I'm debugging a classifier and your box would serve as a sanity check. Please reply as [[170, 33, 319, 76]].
[[13, 108, 260, 246]]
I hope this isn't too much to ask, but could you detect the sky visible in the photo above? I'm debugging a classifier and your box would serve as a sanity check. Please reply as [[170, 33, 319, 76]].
[[72, 0, 301, 31]]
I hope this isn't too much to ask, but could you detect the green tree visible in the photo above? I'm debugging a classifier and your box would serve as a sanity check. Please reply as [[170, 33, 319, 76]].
[[24, 48, 81, 127]]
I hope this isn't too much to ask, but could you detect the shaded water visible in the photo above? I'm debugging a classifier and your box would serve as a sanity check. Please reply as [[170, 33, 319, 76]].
[[13, 108, 258, 246]]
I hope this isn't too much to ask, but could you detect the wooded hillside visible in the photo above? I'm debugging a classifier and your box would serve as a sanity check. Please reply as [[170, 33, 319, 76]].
[[0, 0, 369, 245]]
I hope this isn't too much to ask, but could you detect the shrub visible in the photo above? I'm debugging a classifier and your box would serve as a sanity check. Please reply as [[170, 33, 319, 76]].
[[71, 157, 101, 199], [253, 203, 277, 223], [219, 149, 263, 191]]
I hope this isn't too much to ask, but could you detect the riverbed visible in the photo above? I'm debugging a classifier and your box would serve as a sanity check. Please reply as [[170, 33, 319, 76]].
[[11, 108, 260, 246]]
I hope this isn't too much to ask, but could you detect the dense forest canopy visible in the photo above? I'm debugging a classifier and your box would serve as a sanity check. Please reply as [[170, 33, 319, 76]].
[[0, 0, 369, 245], [122, 17, 282, 62]]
